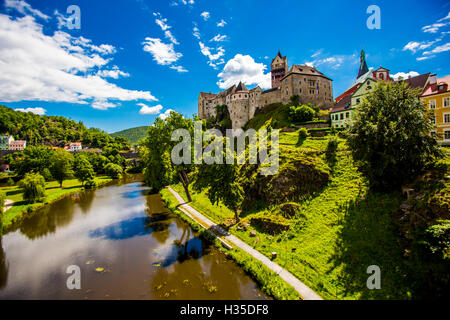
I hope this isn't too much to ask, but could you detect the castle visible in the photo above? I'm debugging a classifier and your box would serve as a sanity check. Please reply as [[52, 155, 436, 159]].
[[198, 50, 334, 129]]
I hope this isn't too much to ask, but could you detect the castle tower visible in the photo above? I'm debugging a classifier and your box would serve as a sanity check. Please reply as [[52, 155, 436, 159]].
[[357, 49, 369, 79], [271, 50, 288, 88]]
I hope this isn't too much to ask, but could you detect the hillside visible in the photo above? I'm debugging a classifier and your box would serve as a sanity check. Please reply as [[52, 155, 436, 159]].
[[110, 126, 149, 145], [0, 105, 125, 149]]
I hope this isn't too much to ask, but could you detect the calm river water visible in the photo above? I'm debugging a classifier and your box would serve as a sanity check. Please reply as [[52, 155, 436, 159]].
[[0, 176, 267, 300]]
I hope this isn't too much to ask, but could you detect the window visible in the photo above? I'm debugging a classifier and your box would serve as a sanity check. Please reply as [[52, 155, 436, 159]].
[[298, 81, 301, 85], [356, 98, 360, 104], [346, 112, 349, 118], [444, 113, 450, 123], [444, 97, 450, 107], [299, 88, 302, 94], [340, 113, 344, 120], [331, 114, 334, 120], [438, 85, 444, 91], [429, 100, 436, 109], [309, 89, 315, 95], [445, 130, 450, 140]]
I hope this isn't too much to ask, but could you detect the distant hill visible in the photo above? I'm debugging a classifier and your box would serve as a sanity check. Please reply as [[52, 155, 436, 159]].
[[110, 126, 149, 145]]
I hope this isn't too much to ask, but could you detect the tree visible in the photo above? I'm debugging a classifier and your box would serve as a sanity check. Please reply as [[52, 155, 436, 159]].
[[13, 146, 54, 178], [50, 149, 74, 187], [193, 137, 244, 223], [288, 105, 315, 123], [18, 172, 46, 203], [143, 111, 194, 201], [104, 163, 123, 179], [348, 81, 442, 191], [73, 154, 95, 186]]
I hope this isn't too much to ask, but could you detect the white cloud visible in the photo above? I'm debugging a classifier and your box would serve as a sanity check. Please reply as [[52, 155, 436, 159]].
[[422, 12, 450, 33], [403, 39, 441, 53], [311, 49, 323, 58], [170, 65, 188, 72], [199, 42, 225, 68], [217, 54, 271, 90], [138, 103, 163, 115], [423, 42, 450, 55], [210, 34, 227, 42], [391, 71, 420, 81], [200, 12, 210, 21], [193, 26, 200, 39], [97, 66, 130, 79], [5, 0, 49, 20], [92, 100, 119, 110], [158, 109, 175, 119], [305, 53, 357, 70], [417, 55, 435, 61], [181, 0, 195, 4], [153, 12, 179, 44], [217, 19, 226, 27], [14, 107, 46, 115], [142, 38, 182, 65], [0, 11, 156, 108]]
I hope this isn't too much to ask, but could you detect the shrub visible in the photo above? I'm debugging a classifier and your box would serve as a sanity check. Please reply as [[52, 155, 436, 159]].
[[298, 128, 308, 140], [103, 163, 123, 179], [289, 105, 315, 123], [6, 178, 15, 186], [326, 135, 339, 164], [84, 178, 98, 189], [18, 172, 46, 203], [0, 190, 5, 215]]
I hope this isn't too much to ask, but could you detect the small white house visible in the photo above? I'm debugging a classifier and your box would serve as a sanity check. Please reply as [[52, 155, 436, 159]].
[[68, 142, 82, 152]]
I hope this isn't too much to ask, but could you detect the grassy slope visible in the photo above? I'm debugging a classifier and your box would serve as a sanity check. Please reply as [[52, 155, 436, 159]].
[[164, 132, 411, 299], [1, 176, 112, 230], [110, 126, 149, 145]]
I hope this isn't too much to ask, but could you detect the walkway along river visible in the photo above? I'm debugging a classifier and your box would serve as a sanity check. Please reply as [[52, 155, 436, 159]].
[[0, 175, 268, 299]]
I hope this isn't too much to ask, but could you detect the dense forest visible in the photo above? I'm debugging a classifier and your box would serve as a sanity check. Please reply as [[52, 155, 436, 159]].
[[0, 105, 127, 149], [110, 126, 149, 145]]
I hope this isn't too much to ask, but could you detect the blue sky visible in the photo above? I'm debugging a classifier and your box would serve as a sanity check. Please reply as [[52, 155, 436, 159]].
[[0, 0, 449, 133]]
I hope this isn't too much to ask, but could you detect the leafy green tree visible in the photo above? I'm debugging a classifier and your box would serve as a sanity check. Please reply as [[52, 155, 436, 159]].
[[348, 81, 442, 191], [13, 146, 54, 178], [104, 163, 123, 179], [73, 154, 95, 186], [50, 149, 74, 187], [193, 137, 244, 223], [143, 111, 194, 200], [288, 105, 315, 123], [18, 172, 46, 203]]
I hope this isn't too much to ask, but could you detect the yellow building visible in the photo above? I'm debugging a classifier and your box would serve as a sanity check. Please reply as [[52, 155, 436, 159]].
[[421, 75, 450, 145]]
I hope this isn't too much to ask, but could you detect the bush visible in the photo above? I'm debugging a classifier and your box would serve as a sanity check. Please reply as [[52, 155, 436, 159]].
[[289, 105, 315, 123], [0, 190, 5, 215], [84, 178, 98, 189], [298, 128, 308, 140], [326, 135, 339, 164], [103, 163, 123, 179], [18, 172, 46, 203], [6, 178, 15, 186]]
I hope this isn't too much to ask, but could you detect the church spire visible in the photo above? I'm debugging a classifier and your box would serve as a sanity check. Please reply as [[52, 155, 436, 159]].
[[357, 48, 369, 79]]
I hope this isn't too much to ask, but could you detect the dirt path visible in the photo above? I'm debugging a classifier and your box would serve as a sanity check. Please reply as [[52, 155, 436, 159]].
[[166, 186, 323, 300]]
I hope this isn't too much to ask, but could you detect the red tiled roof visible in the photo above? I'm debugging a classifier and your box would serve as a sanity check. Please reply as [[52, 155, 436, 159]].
[[398, 73, 430, 91], [330, 94, 352, 113], [421, 75, 450, 97]]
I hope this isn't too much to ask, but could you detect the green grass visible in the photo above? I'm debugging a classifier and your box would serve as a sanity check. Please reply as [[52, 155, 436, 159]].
[[166, 137, 413, 299], [1, 176, 112, 230]]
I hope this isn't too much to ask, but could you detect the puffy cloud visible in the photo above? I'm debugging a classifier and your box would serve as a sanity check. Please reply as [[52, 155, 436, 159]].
[[210, 34, 227, 42], [14, 107, 46, 115], [92, 100, 120, 110], [5, 0, 49, 20], [217, 54, 271, 90], [305, 53, 357, 70], [170, 65, 188, 72], [0, 12, 157, 107], [200, 12, 210, 21], [181, 0, 195, 4], [158, 109, 175, 119], [138, 103, 163, 115], [142, 37, 182, 65], [391, 71, 420, 80], [153, 12, 179, 45], [403, 40, 441, 53], [217, 19, 226, 27]]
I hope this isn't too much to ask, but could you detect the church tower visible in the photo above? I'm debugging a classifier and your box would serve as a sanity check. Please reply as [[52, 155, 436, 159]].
[[271, 50, 288, 88], [357, 49, 369, 79]]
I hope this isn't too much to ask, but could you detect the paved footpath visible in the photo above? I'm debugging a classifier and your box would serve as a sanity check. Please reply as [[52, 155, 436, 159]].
[[166, 186, 323, 300], [3, 199, 13, 213]]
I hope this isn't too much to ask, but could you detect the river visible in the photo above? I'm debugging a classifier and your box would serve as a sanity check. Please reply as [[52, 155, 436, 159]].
[[0, 175, 268, 300]]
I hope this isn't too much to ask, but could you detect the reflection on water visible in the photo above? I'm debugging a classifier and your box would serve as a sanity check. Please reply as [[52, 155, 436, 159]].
[[0, 176, 267, 300]]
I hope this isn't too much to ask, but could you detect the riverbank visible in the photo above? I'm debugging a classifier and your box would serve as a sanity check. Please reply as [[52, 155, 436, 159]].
[[160, 187, 302, 300], [1, 176, 113, 233]]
